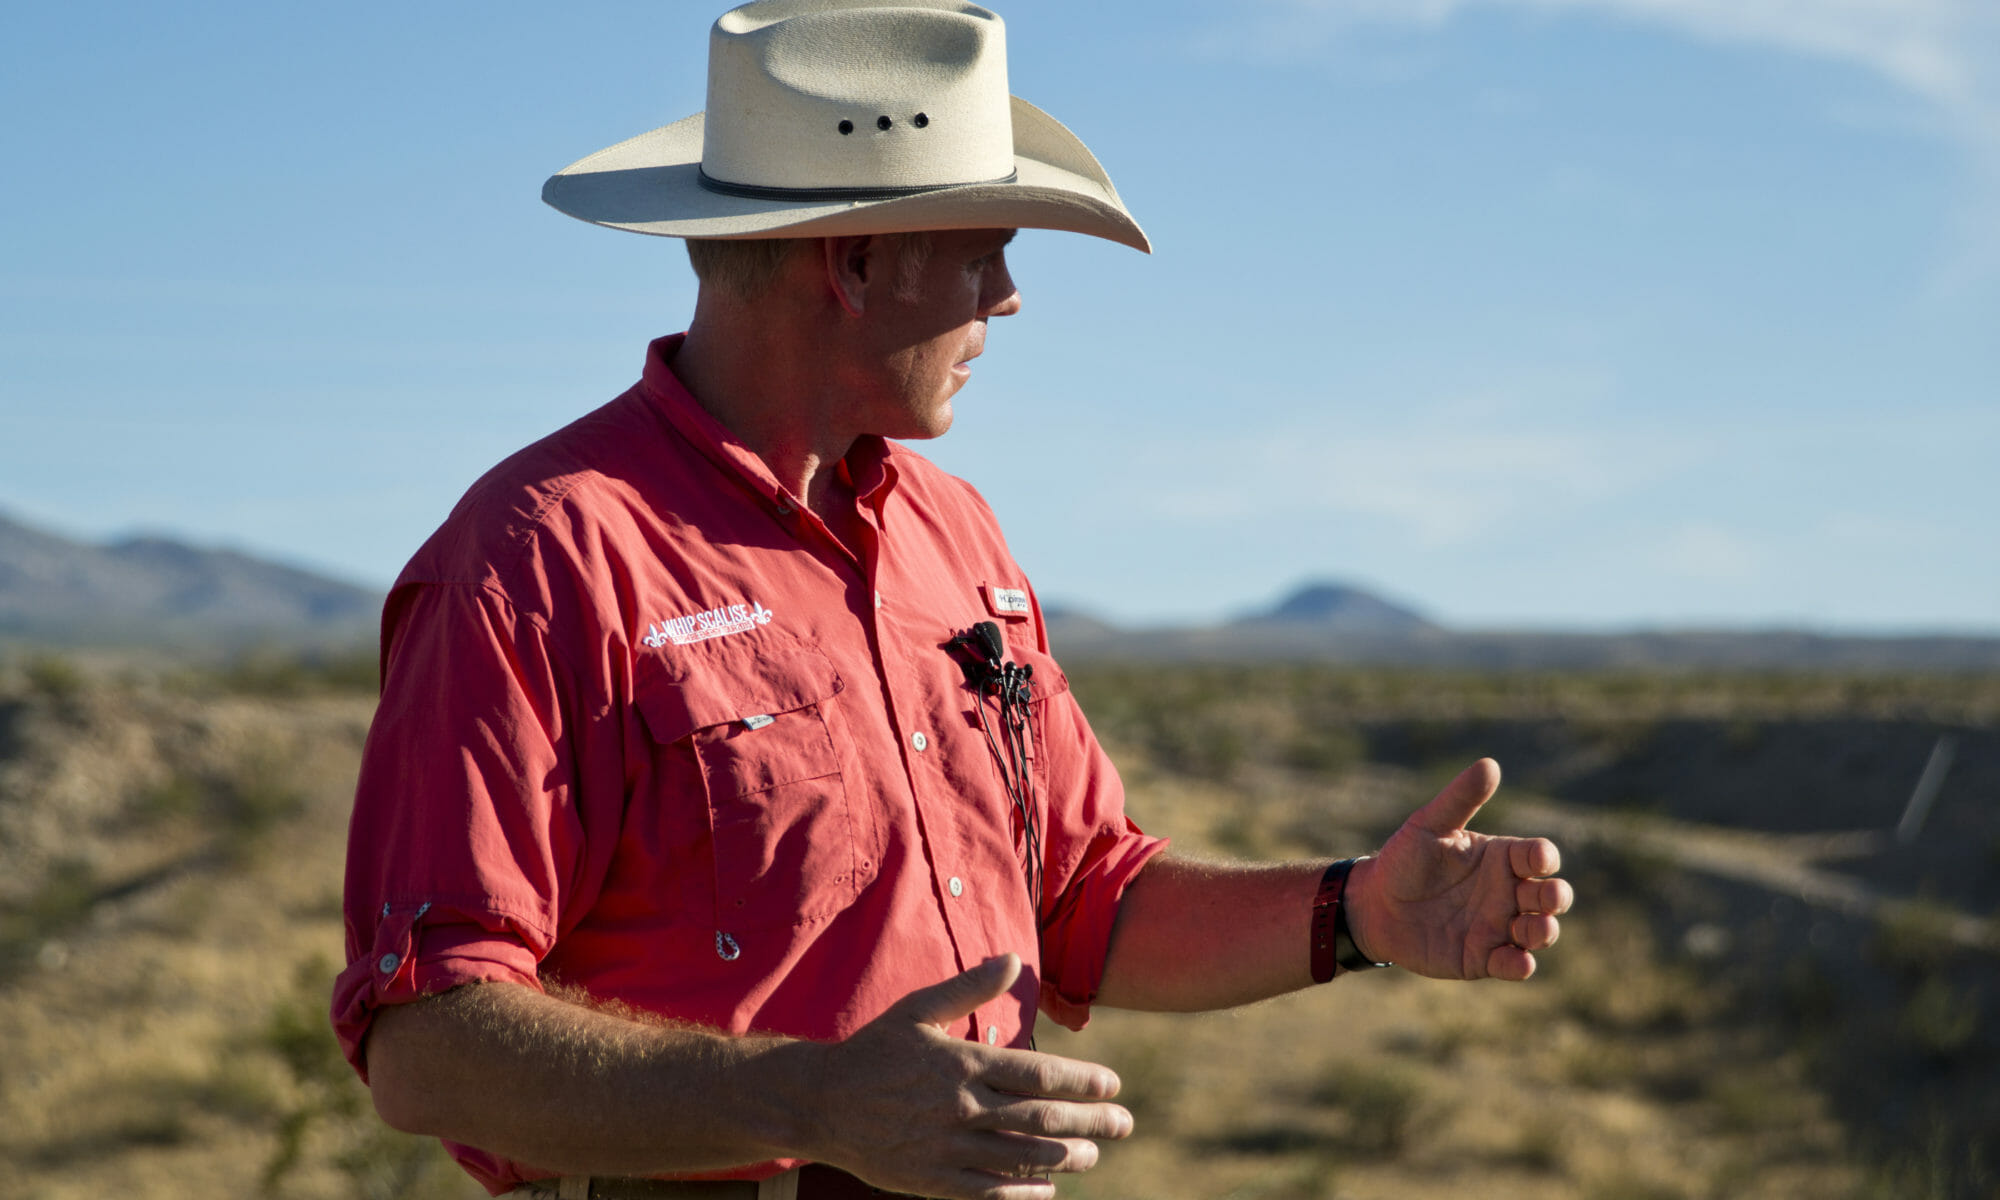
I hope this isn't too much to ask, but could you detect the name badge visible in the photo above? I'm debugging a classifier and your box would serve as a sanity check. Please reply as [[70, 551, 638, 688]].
[[983, 583, 1031, 619]]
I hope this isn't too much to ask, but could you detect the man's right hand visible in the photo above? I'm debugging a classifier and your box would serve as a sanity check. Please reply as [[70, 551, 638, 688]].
[[802, 954, 1132, 1200]]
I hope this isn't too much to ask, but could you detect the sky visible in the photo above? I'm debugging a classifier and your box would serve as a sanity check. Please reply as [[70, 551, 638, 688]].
[[2, 0, 1994, 632]]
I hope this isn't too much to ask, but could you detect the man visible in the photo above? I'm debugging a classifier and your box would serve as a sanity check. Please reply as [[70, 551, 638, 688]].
[[333, 4, 1574, 1199]]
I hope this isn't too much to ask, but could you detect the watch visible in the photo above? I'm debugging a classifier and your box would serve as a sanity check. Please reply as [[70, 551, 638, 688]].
[[1310, 858, 1391, 983]]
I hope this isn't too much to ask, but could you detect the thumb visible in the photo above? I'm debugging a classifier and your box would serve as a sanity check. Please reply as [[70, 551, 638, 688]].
[[891, 953, 1022, 1030], [1409, 758, 1502, 836]]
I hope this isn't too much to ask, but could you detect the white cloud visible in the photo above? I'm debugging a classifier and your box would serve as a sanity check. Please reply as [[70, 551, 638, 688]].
[[1255, 0, 2000, 277], [1275, 0, 1986, 106]]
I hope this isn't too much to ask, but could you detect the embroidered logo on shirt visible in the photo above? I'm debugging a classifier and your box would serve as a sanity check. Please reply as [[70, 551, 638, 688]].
[[641, 600, 774, 648], [991, 587, 1030, 615]]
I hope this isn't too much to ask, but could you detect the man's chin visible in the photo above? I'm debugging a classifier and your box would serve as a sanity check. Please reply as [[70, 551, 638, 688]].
[[898, 404, 955, 441]]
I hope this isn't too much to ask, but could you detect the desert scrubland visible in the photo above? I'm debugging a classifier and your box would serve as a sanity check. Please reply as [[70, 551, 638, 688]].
[[1, 652, 1994, 1199]]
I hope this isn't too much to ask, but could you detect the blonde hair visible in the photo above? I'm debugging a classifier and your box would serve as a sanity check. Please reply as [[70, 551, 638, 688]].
[[684, 238, 805, 300], [685, 233, 935, 302]]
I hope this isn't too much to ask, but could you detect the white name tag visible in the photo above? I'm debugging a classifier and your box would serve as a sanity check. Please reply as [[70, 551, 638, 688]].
[[742, 714, 775, 731], [991, 587, 1030, 615]]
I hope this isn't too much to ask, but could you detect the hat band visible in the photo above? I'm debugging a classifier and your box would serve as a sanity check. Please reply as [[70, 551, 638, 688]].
[[697, 166, 1020, 203]]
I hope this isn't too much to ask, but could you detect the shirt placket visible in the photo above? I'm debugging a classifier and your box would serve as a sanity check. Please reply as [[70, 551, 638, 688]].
[[857, 491, 1019, 1050]]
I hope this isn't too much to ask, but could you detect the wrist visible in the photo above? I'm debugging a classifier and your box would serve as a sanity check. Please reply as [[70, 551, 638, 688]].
[[1310, 857, 1389, 982], [1340, 856, 1387, 968], [736, 1034, 833, 1164]]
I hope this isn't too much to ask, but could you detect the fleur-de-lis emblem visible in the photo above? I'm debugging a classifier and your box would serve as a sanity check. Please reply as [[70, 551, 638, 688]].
[[751, 602, 773, 625]]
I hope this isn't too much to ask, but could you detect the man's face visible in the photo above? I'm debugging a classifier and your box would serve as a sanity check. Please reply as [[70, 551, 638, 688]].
[[850, 227, 1021, 441]]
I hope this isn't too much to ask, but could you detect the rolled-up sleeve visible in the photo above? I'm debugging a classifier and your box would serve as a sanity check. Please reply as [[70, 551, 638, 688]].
[[1033, 689, 1168, 1031], [331, 580, 589, 1078]]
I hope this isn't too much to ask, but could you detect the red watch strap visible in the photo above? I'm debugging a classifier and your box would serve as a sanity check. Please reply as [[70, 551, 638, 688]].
[[1309, 858, 1356, 984]]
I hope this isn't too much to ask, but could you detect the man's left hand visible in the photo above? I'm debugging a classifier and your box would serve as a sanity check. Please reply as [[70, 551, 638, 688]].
[[1343, 758, 1572, 982]]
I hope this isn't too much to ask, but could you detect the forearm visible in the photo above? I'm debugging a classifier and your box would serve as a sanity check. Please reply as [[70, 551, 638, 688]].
[[1094, 854, 1370, 1011], [365, 980, 825, 1175]]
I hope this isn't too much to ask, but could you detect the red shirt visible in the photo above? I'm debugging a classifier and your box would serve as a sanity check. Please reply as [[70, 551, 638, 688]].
[[331, 335, 1166, 1194]]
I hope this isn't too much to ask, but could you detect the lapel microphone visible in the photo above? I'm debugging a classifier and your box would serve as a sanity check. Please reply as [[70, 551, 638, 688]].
[[946, 620, 1043, 915]]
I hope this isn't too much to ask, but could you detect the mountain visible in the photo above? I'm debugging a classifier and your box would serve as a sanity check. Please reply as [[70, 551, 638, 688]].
[[6, 514, 1994, 671], [0, 511, 382, 648], [1233, 580, 1437, 635], [1043, 581, 2000, 671]]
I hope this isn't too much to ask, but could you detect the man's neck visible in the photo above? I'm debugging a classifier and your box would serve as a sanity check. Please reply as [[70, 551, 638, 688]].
[[671, 310, 859, 521]]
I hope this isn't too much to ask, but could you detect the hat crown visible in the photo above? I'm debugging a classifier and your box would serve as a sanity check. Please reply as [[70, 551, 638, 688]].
[[703, 1, 1016, 192]]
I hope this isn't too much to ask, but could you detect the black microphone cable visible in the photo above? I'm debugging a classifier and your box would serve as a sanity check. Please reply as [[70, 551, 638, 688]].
[[947, 621, 1044, 917]]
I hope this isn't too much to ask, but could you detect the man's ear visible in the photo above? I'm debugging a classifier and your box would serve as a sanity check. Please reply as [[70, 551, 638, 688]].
[[822, 235, 877, 317]]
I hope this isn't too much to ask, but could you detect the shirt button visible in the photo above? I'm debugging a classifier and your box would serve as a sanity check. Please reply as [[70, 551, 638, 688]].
[[774, 496, 793, 515], [377, 953, 401, 974], [911, 731, 928, 752], [874, 591, 883, 609], [948, 876, 964, 898], [986, 1025, 1000, 1045]]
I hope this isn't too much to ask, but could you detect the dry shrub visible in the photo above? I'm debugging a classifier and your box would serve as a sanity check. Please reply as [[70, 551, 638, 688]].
[[1553, 907, 1712, 1034], [1870, 899, 1964, 978], [1304, 1059, 1425, 1157], [1898, 974, 1982, 1061]]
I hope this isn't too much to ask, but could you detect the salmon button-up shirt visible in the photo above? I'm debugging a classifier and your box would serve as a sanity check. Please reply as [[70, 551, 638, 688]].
[[332, 334, 1166, 1194]]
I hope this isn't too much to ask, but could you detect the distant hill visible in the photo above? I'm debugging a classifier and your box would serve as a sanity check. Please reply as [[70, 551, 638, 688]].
[[6, 517, 1994, 672], [1046, 580, 2000, 671], [1232, 580, 1437, 635], [0, 511, 382, 648]]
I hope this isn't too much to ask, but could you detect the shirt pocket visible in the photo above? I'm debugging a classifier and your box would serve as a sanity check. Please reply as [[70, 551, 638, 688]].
[[635, 642, 870, 931]]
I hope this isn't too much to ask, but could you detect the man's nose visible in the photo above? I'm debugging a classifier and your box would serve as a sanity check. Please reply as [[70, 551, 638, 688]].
[[981, 261, 1022, 318]]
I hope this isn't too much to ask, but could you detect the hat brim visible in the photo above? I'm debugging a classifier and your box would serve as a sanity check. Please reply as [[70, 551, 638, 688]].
[[542, 96, 1150, 253]]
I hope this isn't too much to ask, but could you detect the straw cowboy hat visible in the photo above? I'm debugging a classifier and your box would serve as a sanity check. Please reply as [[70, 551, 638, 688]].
[[542, 0, 1149, 252]]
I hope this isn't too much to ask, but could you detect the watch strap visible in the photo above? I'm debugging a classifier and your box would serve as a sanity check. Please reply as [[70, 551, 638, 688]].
[[1310, 857, 1389, 983]]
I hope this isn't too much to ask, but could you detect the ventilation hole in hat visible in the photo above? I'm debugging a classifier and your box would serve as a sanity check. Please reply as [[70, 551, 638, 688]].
[[913, 112, 930, 128], [877, 115, 893, 131], [838, 119, 854, 135]]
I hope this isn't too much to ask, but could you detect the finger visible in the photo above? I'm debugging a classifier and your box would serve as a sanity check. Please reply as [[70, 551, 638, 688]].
[[1510, 913, 1560, 951], [980, 1047, 1122, 1101], [1408, 758, 1502, 836], [893, 954, 1022, 1030], [1508, 836, 1561, 879], [976, 1092, 1133, 1140], [955, 1129, 1104, 1176], [1487, 942, 1536, 982], [1515, 876, 1573, 915], [939, 1167, 1061, 1200]]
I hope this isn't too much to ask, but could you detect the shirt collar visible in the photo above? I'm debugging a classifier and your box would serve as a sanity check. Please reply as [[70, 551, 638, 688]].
[[636, 333, 898, 512]]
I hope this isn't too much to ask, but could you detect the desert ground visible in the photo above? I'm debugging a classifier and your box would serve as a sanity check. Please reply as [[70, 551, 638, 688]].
[[2, 650, 1994, 1198]]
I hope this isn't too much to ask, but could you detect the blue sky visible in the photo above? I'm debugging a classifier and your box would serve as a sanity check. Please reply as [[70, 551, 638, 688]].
[[3, 1, 1994, 631]]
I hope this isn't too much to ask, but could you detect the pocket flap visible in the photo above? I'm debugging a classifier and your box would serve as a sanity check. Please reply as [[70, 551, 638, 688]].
[[636, 644, 845, 745]]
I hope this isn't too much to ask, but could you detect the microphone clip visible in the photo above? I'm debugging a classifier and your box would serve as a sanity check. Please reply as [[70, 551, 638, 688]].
[[948, 620, 1033, 705]]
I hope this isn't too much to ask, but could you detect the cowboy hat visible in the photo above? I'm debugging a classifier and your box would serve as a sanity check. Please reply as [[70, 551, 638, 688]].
[[541, 0, 1149, 252]]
